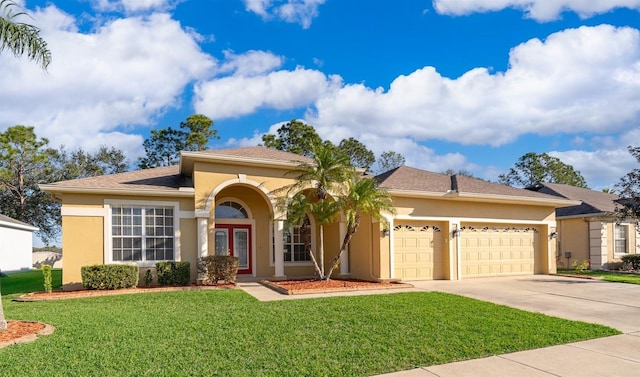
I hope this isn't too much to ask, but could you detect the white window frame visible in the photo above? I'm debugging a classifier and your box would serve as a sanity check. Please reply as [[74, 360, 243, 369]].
[[614, 223, 630, 257], [105, 200, 181, 267], [270, 215, 316, 266]]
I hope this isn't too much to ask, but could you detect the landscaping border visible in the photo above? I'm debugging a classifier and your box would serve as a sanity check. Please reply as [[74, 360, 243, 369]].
[[260, 279, 413, 295], [0, 321, 55, 349]]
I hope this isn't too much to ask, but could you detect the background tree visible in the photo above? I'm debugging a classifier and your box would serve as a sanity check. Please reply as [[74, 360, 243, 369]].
[[50, 145, 128, 181], [615, 146, 640, 219], [498, 152, 588, 188], [338, 137, 375, 171], [138, 114, 217, 169], [374, 151, 405, 174], [0, 0, 51, 70], [261, 120, 323, 157], [442, 168, 477, 178], [0, 126, 58, 243]]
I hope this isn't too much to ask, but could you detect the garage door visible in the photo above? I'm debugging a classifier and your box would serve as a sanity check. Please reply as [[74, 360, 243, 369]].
[[394, 223, 445, 280], [460, 225, 539, 278]]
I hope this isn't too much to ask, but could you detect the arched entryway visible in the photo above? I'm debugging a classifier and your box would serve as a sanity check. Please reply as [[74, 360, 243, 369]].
[[214, 200, 253, 274]]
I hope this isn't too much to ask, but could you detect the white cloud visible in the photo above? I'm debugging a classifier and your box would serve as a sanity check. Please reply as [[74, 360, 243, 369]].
[[244, 0, 325, 29], [0, 5, 214, 159], [305, 25, 640, 148], [92, 0, 180, 14], [433, 0, 640, 21], [218, 50, 284, 76], [193, 67, 342, 119]]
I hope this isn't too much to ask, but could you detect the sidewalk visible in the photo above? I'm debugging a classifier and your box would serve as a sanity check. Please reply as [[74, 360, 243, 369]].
[[237, 276, 640, 377]]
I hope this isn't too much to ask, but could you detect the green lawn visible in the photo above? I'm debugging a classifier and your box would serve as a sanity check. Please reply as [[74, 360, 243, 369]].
[[558, 269, 640, 285], [0, 271, 619, 377], [0, 269, 62, 295]]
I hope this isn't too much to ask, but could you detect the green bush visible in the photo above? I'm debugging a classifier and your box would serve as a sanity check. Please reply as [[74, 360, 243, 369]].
[[41, 264, 52, 293], [198, 256, 239, 284], [81, 264, 139, 290], [621, 254, 640, 270], [572, 259, 590, 274], [155, 261, 190, 286], [143, 269, 153, 287]]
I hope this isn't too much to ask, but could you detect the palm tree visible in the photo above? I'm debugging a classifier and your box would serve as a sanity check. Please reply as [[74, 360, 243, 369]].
[[1, 0, 51, 70], [0, 0, 51, 331], [284, 144, 354, 277], [325, 176, 396, 280]]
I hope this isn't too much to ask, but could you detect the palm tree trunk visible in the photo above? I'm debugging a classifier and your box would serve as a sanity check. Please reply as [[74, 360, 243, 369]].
[[306, 246, 324, 278], [325, 216, 360, 280], [0, 292, 6, 330], [319, 225, 325, 278]]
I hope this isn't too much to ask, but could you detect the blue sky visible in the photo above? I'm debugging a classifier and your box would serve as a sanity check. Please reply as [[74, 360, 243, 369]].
[[3, 1, 640, 190]]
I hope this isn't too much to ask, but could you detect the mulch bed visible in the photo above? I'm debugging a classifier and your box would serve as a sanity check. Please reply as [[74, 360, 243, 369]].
[[0, 321, 55, 349], [16, 283, 237, 302], [261, 278, 412, 295]]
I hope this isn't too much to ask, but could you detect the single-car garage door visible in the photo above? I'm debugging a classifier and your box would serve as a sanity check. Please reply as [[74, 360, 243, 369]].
[[460, 224, 539, 278], [394, 223, 445, 280]]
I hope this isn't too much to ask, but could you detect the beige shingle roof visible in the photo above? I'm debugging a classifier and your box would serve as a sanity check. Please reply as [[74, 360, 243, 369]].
[[376, 166, 565, 200], [42, 165, 192, 192], [192, 146, 313, 163], [528, 182, 619, 216]]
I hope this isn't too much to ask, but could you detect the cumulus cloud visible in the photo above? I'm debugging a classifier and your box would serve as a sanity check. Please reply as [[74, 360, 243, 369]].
[[0, 5, 214, 159], [433, 0, 640, 21], [244, 0, 325, 29], [92, 0, 180, 14], [305, 25, 640, 148], [193, 67, 342, 119], [218, 50, 284, 76]]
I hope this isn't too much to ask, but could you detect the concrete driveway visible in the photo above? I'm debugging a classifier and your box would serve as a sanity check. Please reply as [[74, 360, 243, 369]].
[[411, 274, 640, 333], [375, 275, 640, 377]]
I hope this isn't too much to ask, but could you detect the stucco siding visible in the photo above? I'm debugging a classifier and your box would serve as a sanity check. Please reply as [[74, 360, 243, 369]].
[[557, 218, 589, 268], [62, 216, 104, 289]]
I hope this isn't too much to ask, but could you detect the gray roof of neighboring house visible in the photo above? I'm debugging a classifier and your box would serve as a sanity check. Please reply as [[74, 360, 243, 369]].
[[0, 214, 38, 231], [375, 166, 560, 200], [526, 182, 619, 217]]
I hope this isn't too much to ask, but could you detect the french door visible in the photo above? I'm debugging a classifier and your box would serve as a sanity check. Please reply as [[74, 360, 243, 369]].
[[214, 224, 251, 274]]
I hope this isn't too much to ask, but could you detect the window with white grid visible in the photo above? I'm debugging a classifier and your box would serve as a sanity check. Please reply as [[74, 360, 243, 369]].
[[112, 206, 174, 262]]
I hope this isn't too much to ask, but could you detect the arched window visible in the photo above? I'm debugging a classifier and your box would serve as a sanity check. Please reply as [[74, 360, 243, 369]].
[[215, 201, 248, 219]]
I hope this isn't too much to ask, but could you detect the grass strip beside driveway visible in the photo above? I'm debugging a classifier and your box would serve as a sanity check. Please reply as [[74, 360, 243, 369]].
[[0, 289, 619, 377], [558, 269, 640, 285]]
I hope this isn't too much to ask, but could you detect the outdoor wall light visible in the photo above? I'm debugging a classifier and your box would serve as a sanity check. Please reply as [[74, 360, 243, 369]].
[[549, 231, 558, 239], [451, 229, 460, 237], [382, 228, 390, 237]]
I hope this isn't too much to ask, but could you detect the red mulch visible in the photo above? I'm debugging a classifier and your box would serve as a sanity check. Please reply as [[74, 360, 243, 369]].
[[262, 278, 412, 295], [0, 321, 45, 343]]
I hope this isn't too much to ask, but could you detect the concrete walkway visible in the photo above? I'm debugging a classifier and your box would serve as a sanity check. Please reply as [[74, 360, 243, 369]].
[[237, 275, 640, 377]]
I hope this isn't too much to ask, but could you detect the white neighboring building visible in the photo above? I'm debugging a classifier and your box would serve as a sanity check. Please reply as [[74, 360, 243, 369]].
[[0, 214, 38, 272]]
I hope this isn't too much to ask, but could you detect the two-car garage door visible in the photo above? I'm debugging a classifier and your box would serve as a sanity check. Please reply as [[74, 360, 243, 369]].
[[460, 225, 539, 278], [393, 222, 540, 280]]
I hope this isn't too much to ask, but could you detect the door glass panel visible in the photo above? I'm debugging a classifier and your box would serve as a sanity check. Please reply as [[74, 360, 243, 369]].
[[234, 229, 249, 269], [215, 229, 228, 256]]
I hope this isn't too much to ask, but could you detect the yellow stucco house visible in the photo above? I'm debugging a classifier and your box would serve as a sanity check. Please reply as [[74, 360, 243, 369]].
[[528, 182, 639, 270], [41, 147, 577, 290]]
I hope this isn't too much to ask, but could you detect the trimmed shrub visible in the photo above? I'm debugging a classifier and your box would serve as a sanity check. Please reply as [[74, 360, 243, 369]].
[[155, 261, 190, 286], [81, 264, 139, 290], [621, 254, 640, 271], [198, 255, 239, 284], [41, 264, 53, 293]]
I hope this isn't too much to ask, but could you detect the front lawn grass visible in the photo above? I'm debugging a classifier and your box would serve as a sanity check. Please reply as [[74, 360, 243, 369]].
[[0, 282, 619, 377], [558, 269, 640, 285], [0, 269, 62, 295]]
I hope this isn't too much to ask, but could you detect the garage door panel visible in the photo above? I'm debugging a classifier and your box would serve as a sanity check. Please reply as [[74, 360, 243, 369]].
[[461, 225, 539, 278], [394, 223, 445, 280]]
